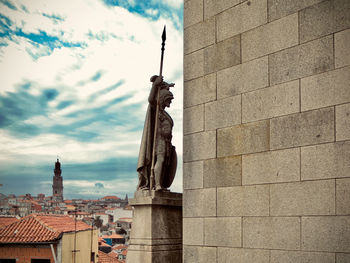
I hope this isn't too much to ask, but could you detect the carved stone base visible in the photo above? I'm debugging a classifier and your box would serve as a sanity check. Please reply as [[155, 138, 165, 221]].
[[126, 190, 182, 263]]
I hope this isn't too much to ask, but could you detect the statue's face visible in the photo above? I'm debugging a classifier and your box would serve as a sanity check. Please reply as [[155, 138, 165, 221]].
[[164, 98, 172, 108]]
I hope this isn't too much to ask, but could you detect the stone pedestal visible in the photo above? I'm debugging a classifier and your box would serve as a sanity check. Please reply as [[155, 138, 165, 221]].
[[126, 190, 182, 263]]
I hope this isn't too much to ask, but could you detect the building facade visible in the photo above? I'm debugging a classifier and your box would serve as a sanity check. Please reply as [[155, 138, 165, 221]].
[[183, 0, 350, 262]]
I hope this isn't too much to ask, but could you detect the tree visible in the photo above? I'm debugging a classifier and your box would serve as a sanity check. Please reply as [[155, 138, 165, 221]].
[[94, 216, 103, 228], [116, 227, 127, 235]]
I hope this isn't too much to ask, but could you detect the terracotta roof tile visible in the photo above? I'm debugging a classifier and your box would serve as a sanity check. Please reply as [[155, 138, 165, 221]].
[[0, 217, 19, 229], [99, 240, 111, 247], [108, 251, 119, 258], [118, 218, 132, 223], [35, 214, 91, 233], [98, 251, 121, 263], [102, 233, 123, 239], [0, 214, 91, 243], [112, 244, 127, 250]]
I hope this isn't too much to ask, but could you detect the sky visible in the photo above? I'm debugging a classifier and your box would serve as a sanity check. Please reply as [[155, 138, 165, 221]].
[[0, 0, 184, 199]]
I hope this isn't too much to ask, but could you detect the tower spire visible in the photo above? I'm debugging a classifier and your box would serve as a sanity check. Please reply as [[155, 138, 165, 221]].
[[52, 158, 63, 201]]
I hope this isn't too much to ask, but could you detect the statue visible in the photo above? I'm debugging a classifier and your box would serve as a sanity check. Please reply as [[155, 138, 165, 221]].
[[136, 75, 177, 191], [136, 26, 177, 191]]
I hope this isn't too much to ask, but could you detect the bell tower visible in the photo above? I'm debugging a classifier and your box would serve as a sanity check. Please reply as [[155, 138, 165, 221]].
[[52, 158, 63, 201]]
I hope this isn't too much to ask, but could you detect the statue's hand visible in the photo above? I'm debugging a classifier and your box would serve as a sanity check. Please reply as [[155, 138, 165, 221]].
[[154, 76, 163, 87]]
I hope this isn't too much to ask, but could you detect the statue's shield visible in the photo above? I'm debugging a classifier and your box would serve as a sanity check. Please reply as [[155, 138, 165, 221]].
[[163, 146, 177, 188]]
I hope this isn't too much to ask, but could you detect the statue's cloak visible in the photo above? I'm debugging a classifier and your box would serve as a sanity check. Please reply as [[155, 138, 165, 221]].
[[137, 104, 155, 184]]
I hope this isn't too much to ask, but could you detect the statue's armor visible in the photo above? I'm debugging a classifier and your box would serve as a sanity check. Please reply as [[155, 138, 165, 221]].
[[156, 110, 173, 160]]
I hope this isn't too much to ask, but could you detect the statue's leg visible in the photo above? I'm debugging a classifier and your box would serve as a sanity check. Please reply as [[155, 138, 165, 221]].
[[137, 169, 149, 190], [137, 171, 144, 190], [154, 154, 165, 191]]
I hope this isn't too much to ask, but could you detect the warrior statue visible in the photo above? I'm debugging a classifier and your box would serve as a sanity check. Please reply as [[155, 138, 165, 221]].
[[136, 75, 177, 191]]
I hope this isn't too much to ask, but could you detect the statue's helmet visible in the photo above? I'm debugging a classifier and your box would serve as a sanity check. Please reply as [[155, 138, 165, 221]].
[[159, 89, 174, 106], [150, 75, 175, 90]]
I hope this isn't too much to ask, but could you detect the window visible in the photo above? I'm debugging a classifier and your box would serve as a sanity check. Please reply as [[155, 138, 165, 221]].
[[31, 260, 50, 263]]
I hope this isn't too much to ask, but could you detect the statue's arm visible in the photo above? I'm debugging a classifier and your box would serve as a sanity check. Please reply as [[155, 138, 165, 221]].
[[148, 76, 163, 105]]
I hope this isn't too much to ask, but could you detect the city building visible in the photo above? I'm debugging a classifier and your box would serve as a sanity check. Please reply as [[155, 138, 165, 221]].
[[0, 214, 98, 262]]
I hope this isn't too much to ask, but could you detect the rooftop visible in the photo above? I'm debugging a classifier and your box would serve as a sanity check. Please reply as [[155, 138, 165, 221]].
[[102, 233, 124, 239], [98, 251, 121, 263], [118, 218, 132, 223], [0, 214, 92, 243], [0, 216, 19, 229]]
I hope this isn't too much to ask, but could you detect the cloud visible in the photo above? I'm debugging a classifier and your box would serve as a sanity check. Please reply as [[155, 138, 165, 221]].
[[0, 0, 183, 199], [0, 0, 17, 11], [94, 182, 104, 188], [0, 84, 58, 134]]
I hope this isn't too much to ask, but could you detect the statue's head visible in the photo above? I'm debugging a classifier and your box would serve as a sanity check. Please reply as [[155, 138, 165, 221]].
[[159, 89, 174, 108], [150, 75, 175, 90]]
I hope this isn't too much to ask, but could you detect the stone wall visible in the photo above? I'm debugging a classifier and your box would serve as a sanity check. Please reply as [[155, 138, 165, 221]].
[[183, 0, 350, 262]]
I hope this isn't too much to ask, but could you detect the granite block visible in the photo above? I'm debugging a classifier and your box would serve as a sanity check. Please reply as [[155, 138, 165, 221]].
[[270, 107, 334, 150], [336, 253, 350, 263], [183, 188, 216, 217], [184, 0, 203, 28], [242, 13, 298, 62], [242, 80, 299, 122], [204, 156, 242, 188], [183, 161, 203, 190], [270, 180, 336, 216], [268, 0, 324, 21], [217, 185, 269, 216], [205, 95, 241, 130], [242, 148, 300, 185], [217, 56, 268, 99], [204, 0, 241, 19], [269, 35, 334, 85], [301, 66, 350, 111], [204, 217, 241, 247], [184, 104, 204, 135], [183, 246, 216, 263], [336, 103, 350, 141], [302, 216, 350, 252], [243, 217, 300, 250], [218, 247, 269, 263], [270, 250, 335, 263], [184, 73, 216, 108], [301, 141, 350, 180], [183, 131, 216, 162], [184, 49, 204, 81], [218, 120, 270, 156], [336, 178, 350, 215], [183, 218, 204, 245], [204, 36, 241, 74], [335, 29, 350, 68], [184, 17, 215, 54], [299, 0, 350, 43], [216, 0, 267, 42]]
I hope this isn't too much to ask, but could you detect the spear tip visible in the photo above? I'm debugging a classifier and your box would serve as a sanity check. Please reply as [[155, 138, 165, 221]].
[[162, 25, 166, 42]]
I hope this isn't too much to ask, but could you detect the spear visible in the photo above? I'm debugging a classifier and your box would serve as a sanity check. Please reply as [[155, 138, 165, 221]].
[[150, 26, 166, 190]]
